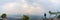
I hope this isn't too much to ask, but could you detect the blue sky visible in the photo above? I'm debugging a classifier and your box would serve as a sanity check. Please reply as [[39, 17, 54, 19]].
[[0, 0, 60, 18]]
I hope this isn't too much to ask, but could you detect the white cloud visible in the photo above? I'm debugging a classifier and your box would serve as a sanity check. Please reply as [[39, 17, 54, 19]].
[[0, 0, 47, 15], [1, 0, 60, 16], [50, 0, 58, 3]]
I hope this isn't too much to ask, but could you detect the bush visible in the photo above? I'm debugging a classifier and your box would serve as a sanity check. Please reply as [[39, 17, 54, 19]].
[[22, 15, 29, 20], [1, 13, 7, 18]]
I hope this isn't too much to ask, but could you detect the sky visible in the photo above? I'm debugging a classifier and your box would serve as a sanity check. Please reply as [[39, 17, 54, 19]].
[[0, 0, 60, 18]]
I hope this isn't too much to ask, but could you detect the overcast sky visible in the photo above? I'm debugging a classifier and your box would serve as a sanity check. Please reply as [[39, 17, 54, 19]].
[[0, 0, 60, 17]]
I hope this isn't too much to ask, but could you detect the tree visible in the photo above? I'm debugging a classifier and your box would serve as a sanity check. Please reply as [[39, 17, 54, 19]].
[[1, 13, 7, 18], [49, 11, 56, 18], [57, 15, 60, 18], [49, 11, 60, 18], [1, 13, 7, 20], [49, 11, 56, 14], [57, 15, 60, 20], [49, 11, 53, 18], [22, 15, 29, 20]]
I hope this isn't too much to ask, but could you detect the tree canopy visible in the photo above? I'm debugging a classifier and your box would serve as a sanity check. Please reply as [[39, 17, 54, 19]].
[[22, 15, 29, 20], [1, 13, 7, 18], [57, 15, 60, 18], [49, 11, 57, 14]]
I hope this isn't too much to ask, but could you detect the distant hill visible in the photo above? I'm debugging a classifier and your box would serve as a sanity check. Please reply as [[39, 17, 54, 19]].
[[0, 15, 42, 20]]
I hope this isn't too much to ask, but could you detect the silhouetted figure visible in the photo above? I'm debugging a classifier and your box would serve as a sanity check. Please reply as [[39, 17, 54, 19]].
[[44, 13, 46, 20]]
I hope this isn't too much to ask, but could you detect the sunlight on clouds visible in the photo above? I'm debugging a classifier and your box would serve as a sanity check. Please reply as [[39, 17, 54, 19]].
[[22, 3, 28, 9], [22, 0, 25, 2], [1, 0, 46, 15], [51, 0, 56, 3], [1, 2, 18, 14], [50, 0, 58, 3]]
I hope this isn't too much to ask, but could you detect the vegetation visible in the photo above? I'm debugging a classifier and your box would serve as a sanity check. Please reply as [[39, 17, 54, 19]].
[[49, 11, 53, 18], [57, 15, 60, 18], [1, 13, 7, 18], [49, 11, 56, 14], [49, 11, 60, 18], [19, 15, 29, 20], [49, 11, 51, 14], [49, 11, 56, 18]]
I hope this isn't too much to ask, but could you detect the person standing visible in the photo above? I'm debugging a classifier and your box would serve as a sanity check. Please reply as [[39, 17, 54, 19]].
[[44, 13, 46, 20]]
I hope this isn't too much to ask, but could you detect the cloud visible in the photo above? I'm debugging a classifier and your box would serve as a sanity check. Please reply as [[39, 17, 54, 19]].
[[0, 0, 46, 16], [0, 0, 60, 17]]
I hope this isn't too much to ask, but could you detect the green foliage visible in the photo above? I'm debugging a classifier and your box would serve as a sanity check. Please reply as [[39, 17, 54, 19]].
[[22, 15, 29, 20], [1, 13, 7, 18], [57, 15, 60, 18], [49, 11, 56, 14], [49, 11, 51, 14], [49, 11, 53, 14]]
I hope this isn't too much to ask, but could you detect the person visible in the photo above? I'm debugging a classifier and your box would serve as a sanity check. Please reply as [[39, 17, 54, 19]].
[[44, 13, 46, 20]]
